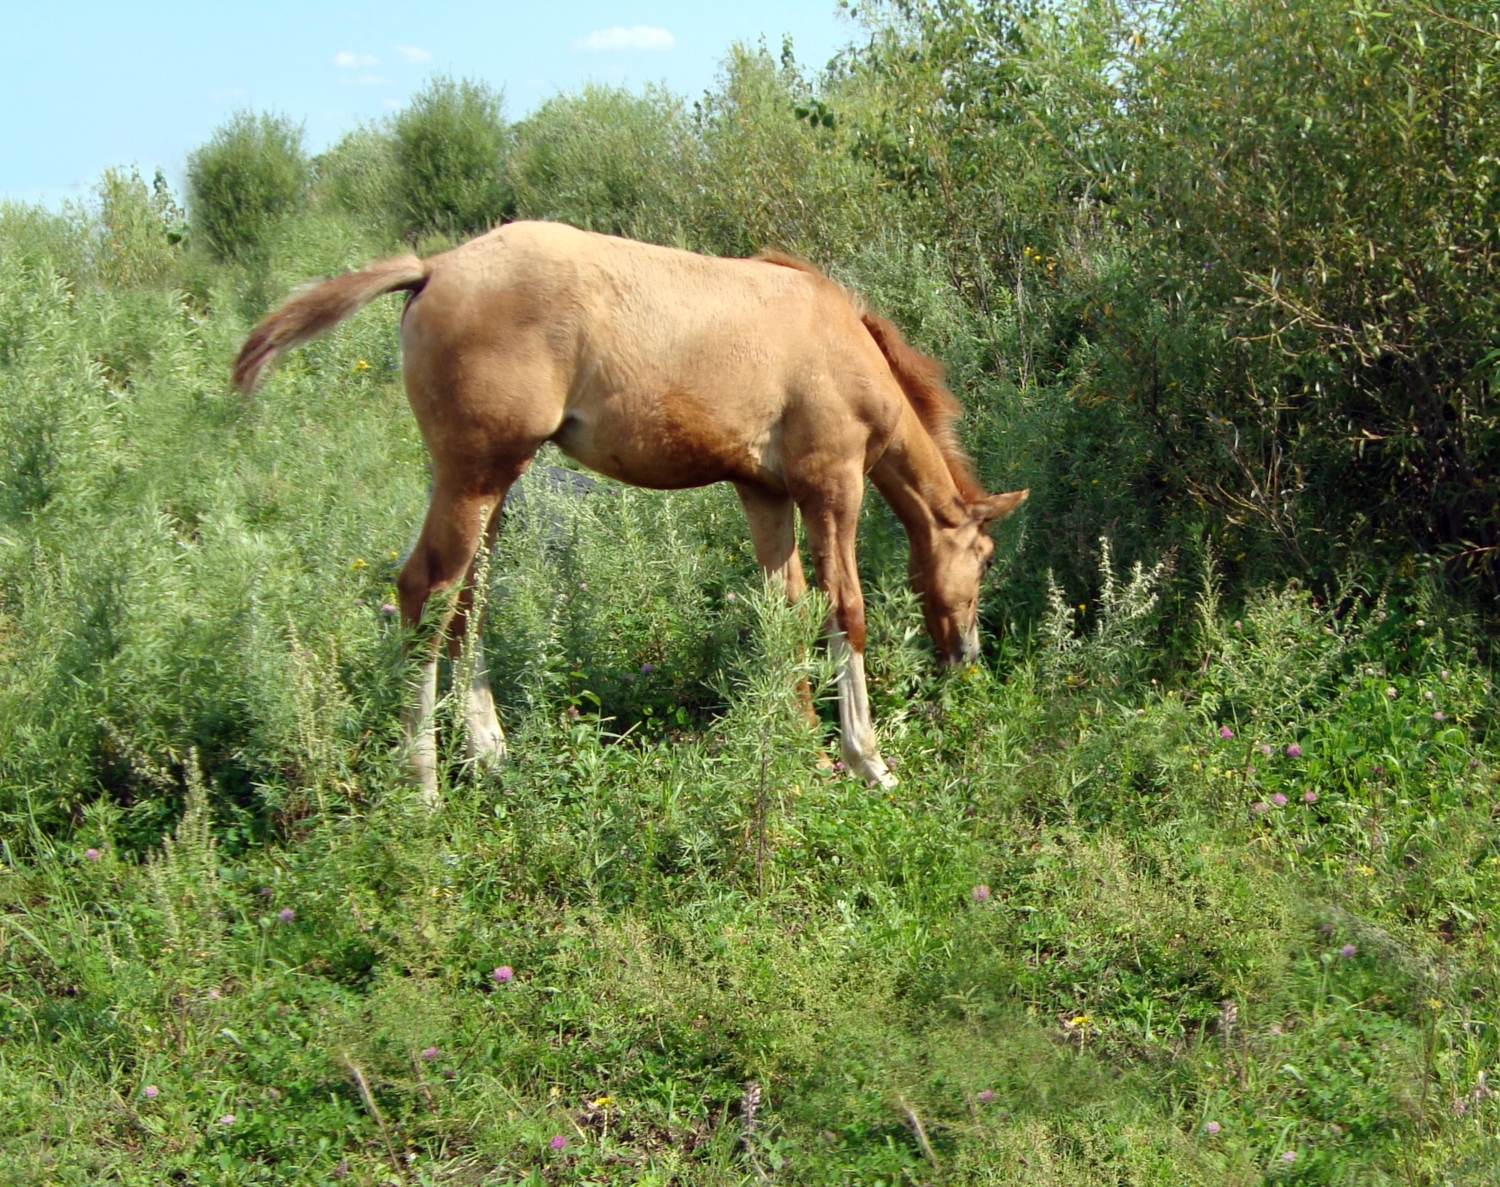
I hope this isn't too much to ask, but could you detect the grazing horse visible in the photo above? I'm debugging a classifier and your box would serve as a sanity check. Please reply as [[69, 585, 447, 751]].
[[234, 221, 1026, 803]]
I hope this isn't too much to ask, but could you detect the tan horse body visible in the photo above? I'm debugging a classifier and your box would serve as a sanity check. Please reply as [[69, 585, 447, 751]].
[[235, 221, 1026, 802]]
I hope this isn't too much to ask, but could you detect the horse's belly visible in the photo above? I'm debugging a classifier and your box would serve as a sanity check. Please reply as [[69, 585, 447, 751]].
[[551, 390, 774, 491]]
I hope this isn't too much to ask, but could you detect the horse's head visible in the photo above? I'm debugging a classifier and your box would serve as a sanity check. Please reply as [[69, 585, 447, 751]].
[[915, 490, 1028, 665]]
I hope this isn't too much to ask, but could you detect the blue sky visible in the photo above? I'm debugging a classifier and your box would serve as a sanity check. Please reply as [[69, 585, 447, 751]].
[[1, 2, 859, 206]]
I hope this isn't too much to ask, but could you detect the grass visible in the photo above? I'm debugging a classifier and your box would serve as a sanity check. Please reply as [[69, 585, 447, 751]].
[[4, 186, 1500, 1187]]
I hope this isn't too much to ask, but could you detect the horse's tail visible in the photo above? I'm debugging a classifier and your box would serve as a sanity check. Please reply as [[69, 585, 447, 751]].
[[232, 255, 430, 392]]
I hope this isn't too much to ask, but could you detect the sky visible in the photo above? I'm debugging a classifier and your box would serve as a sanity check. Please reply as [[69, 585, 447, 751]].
[[0, 2, 861, 207]]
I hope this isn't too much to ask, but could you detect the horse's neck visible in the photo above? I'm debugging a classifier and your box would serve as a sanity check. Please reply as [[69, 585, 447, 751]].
[[869, 406, 970, 547]]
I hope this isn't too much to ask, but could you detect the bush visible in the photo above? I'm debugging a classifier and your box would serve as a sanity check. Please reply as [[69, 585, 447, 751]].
[[510, 84, 693, 243], [691, 44, 891, 260], [95, 168, 185, 288], [186, 112, 310, 262], [313, 124, 397, 238], [389, 76, 510, 241]]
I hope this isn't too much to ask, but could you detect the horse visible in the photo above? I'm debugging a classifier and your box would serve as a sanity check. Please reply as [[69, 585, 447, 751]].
[[233, 221, 1027, 804]]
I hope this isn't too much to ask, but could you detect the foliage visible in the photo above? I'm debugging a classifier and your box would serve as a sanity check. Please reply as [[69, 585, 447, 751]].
[[840, 0, 1500, 601], [186, 111, 310, 262], [312, 123, 398, 236], [94, 168, 185, 288], [509, 84, 695, 243], [689, 43, 894, 262], [389, 76, 511, 242]]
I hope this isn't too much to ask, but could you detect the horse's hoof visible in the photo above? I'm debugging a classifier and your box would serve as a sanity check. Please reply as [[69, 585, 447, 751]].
[[407, 747, 440, 808], [848, 753, 897, 790], [465, 723, 507, 765]]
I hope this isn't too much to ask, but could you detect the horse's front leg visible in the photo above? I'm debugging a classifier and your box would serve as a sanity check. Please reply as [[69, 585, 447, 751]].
[[799, 479, 898, 790]]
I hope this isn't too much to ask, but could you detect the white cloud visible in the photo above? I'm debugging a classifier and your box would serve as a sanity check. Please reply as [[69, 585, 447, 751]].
[[348, 72, 390, 86], [576, 25, 675, 51], [393, 44, 433, 64], [333, 51, 380, 68]]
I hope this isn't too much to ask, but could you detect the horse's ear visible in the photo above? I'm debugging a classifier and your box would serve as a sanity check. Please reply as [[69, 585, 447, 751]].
[[970, 489, 1029, 526]]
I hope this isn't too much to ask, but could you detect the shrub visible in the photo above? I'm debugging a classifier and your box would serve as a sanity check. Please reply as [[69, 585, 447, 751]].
[[691, 44, 891, 261], [509, 84, 693, 243], [389, 76, 510, 241], [186, 112, 310, 261], [313, 124, 397, 237], [95, 168, 184, 288]]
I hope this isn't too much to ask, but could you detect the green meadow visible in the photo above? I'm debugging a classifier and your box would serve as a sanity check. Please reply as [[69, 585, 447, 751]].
[[4, 3, 1500, 1182]]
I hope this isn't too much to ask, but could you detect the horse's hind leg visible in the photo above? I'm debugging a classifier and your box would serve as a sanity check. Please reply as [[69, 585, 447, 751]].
[[797, 472, 897, 790], [735, 484, 820, 730], [397, 468, 526, 806], [446, 505, 510, 769], [734, 484, 807, 598]]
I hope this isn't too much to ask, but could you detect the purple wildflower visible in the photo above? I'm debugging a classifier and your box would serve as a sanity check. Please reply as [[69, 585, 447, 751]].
[[1260, 744, 1273, 756], [1434, 711, 1445, 721], [219, 1113, 236, 1126], [832, 761, 844, 772], [971, 884, 992, 902], [144, 1085, 159, 1100], [278, 907, 295, 923], [977, 1089, 995, 1103], [1285, 743, 1302, 758], [550, 1134, 568, 1150], [85, 848, 100, 862], [1340, 943, 1357, 958], [1303, 790, 1318, 804], [640, 662, 654, 675], [1219, 725, 1234, 740], [1441, 669, 1450, 679], [1281, 1150, 1297, 1163], [578, 582, 587, 591], [422, 1046, 439, 1061], [258, 887, 274, 897], [1252, 801, 1270, 814], [1270, 792, 1289, 807], [1203, 1120, 1220, 1136], [380, 602, 398, 615], [493, 965, 513, 984], [332, 1164, 349, 1179]]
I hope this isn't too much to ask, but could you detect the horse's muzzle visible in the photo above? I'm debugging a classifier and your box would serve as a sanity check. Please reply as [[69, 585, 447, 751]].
[[942, 623, 981, 666]]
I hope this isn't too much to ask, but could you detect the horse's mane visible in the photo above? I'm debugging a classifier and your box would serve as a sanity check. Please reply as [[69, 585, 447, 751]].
[[755, 251, 982, 502]]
